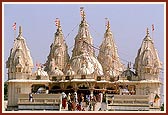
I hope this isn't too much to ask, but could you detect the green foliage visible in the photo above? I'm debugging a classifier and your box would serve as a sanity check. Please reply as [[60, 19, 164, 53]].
[[160, 103, 164, 111], [4, 81, 8, 100]]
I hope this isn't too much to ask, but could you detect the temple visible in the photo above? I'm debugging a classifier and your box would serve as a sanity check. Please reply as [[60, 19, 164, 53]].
[[6, 8, 162, 111]]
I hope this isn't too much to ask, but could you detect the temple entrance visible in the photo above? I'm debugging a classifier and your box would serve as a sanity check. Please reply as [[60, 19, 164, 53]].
[[77, 85, 90, 95], [64, 85, 74, 94], [77, 85, 90, 105], [93, 86, 101, 95], [106, 87, 118, 94], [49, 85, 61, 94]]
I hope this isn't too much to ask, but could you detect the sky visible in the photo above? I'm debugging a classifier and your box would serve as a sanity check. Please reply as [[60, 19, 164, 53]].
[[3, 3, 165, 85]]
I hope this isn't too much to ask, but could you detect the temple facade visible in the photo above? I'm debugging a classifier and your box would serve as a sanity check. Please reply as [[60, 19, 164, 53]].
[[6, 8, 162, 111]]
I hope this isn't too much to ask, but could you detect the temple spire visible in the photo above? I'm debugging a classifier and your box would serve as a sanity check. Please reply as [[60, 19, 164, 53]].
[[72, 7, 94, 57], [98, 18, 123, 77], [45, 18, 69, 73], [134, 28, 162, 80]]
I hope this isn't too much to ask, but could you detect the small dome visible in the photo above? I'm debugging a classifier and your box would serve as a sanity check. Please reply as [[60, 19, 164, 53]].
[[107, 70, 116, 77], [121, 69, 135, 80], [65, 64, 75, 76], [50, 67, 64, 76], [66, 69, 75, 76], [35, 67, 48, 77], [77, 64, 91, 75]]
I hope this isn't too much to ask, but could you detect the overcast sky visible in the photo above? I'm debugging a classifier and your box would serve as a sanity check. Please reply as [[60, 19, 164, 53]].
[[3, 3, 165, 82]]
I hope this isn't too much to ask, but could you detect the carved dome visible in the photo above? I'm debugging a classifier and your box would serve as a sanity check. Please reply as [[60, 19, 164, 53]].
[[77, 63, 91, 75], [122, 69, 135, 77], [35, 67, 48, 77], [71, 53, 103, 76], [107, 69, 117, 77], [50, 66, 64, 76], [121, 62, 137, 81], [66, 68, 75, 76]]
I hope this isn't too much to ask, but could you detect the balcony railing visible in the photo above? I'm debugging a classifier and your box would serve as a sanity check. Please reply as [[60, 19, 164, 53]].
[[18, 94, 62, 105], [106, 95, 149, 106]]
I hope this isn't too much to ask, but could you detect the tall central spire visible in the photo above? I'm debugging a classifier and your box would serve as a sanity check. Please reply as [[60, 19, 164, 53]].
[[72, 7, 94, 57]]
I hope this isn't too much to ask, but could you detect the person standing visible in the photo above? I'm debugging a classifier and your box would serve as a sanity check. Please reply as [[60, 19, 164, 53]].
[[29, 93, 33, 102], [100, 93, 103, 103], [74, 92, 78, 102], [62, 92, 67, 109]]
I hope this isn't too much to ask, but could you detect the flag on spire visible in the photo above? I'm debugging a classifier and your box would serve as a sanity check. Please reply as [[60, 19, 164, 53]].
[[152, 24, 154, 31], [36, 61, 39, 67], [154, 94, 160, 103], [36, 61, 41, 68], [55, 18, 60, 27], [12, 22, 16, 30]]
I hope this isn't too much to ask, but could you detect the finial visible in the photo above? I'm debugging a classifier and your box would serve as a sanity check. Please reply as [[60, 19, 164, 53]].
[[19, 26, 22, 35], [80, 7, 85, 20], [55, 18, 60, 28], [127, 62, 131, 69], [105, 18, 110, 30], [146, 27, 149, 36]]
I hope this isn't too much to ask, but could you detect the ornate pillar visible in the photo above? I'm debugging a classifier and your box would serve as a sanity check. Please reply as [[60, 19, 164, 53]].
[[89, 88, 96, 111], [60, 83, 65, 91]]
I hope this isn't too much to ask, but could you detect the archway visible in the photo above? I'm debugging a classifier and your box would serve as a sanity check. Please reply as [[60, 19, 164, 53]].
[[77, 84, 90, 95], [77, 84, 90, 104], [94, 86, 101, 95], [64, 85, 74, 94], [50, 85, 61, 94], [106, 87, 118, 94], [31, 84, 46, 93]]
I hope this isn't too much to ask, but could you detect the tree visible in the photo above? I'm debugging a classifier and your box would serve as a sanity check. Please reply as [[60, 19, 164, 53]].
[[160, 103, 164, 111], [4, 81, 8, 100]]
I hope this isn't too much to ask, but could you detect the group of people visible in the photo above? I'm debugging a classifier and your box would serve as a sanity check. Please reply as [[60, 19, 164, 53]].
[[62, 92, 96, 111], [61, 92, 101, 111], [28, 91, 106, 111]]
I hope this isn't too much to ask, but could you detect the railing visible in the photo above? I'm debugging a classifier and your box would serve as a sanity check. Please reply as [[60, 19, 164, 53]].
[[106, 95, 149, 106], [107, 94, 149, 99], [71, 75, 96, 80], [18, 94, 62, 110], [18, 94, 62, 105]]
